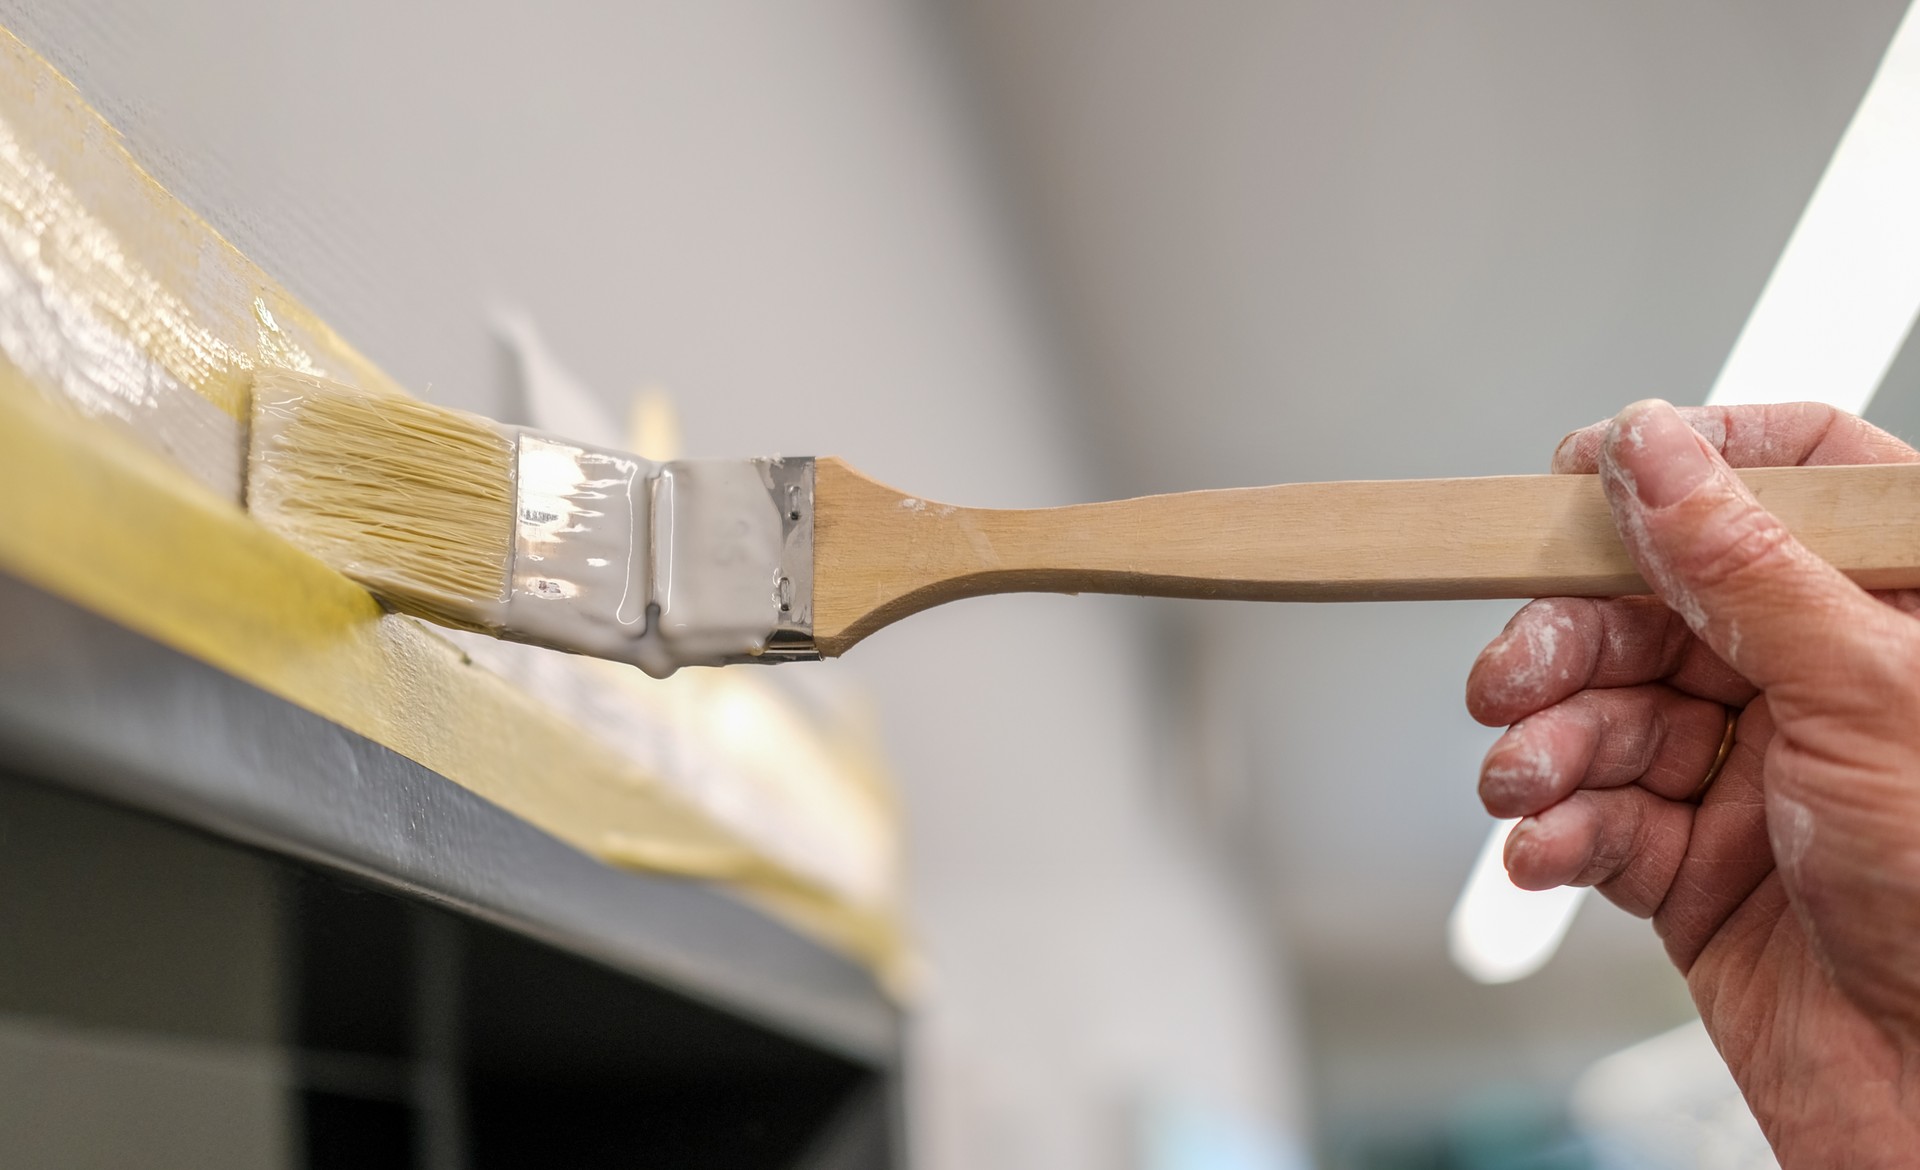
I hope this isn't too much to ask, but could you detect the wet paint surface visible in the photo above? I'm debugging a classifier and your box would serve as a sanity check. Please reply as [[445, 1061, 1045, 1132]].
[[0, 27, 396, 479], [0, 23, 898, 973]]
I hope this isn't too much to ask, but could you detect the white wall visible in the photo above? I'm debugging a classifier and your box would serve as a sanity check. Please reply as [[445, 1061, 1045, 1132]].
[[0, 2, 1307, 1164], [948, 0, 1914, 1141]]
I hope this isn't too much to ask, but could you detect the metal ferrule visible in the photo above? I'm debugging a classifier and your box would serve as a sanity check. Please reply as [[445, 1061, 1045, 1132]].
[[751, 457, 821, 664], [498, 435, 817, 677], [643, 456, 819, 676]]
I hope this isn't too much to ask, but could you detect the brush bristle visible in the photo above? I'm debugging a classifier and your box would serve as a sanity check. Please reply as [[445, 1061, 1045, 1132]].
[[247, 370, 516, 631]]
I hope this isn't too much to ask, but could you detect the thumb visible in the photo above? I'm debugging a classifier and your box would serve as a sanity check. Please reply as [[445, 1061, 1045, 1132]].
[[1599, 399, 1899, 703], [1609, 403, 1920, 1039]]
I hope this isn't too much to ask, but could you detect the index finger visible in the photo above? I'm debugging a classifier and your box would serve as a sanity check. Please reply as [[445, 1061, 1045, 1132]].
[[1467, 595, 1756, 727], [1550, 403, 1918, 474]]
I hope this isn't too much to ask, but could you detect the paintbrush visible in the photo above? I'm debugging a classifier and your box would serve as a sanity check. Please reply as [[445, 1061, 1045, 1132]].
[[247, 371, 1920, 677]]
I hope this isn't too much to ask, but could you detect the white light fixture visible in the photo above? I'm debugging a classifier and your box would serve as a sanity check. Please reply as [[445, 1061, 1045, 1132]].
[[1451, 0, 1920, 984], [1448, 818, 1583, 983], [1708, 0, 1920, 413]]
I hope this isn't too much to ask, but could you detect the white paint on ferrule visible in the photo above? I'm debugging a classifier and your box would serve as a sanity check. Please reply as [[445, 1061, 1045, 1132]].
[[502, 431, 655, 662], [499, 433, 810, 678], [644, 459, 795, 677]]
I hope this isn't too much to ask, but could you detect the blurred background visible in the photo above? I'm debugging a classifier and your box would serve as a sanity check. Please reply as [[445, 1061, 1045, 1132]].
[[3, 2, 1918, 1167]]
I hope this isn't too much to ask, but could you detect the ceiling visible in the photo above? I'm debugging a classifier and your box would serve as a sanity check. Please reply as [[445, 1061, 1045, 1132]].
[[946, 0, 1918, 1126]]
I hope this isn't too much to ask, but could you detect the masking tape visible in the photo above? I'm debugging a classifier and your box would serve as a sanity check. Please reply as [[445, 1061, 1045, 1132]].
[[0, 362, 899, 973], [0, 22, 902, 979]]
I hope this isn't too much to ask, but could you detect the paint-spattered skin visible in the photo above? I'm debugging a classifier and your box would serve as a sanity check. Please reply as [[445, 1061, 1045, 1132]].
[[1468, 401, 1920, 1165]]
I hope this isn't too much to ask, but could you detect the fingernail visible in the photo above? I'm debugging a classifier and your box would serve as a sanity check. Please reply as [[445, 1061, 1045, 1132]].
[[1605, 399, 1714, 508], [1503, 818, 1538, 866], [1550, 430, 1581, 471]]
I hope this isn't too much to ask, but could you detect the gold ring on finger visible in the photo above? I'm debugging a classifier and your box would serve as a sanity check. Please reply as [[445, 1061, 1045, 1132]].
[[1689, 706, 1740, 802]]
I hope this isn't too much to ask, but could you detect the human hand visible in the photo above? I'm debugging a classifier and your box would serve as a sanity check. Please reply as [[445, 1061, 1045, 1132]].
[[1465, 400, 1920, 1166]]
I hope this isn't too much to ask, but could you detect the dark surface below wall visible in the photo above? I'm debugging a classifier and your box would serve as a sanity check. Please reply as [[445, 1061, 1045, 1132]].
[[0, 775, 895, 1169]]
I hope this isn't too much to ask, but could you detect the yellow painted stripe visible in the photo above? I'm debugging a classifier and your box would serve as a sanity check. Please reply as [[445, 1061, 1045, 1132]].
[[0, 25, 398, 422], [0, 368, 898, 973], [0, 21, 901, 980]]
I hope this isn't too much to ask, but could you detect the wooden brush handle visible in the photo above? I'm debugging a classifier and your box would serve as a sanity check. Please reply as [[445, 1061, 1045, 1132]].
[[809, 457, 1920, 655]]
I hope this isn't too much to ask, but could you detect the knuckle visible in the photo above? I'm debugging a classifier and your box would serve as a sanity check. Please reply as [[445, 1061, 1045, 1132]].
[[1583, 843, 1628, 883], [1579, 811, 1636, 883], [1680, 505, 1796, 594], [1606, 799, 1659, 871]]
